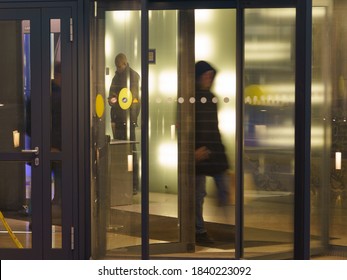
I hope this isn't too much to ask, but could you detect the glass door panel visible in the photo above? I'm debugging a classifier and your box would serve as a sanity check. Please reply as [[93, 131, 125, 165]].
[[148, 10, 180, 248], [310, 4, 331, 255], [147, 8, 236, 258], [0, 16, 38, 255], [90, 5, 142, 259], [193, 9, 236, 257], [0, 7, 75, 260], [310, 0, 347, 254], [243, 8, 296, 259], [0, 161, 33, 249], [42, 8, 74, 259]]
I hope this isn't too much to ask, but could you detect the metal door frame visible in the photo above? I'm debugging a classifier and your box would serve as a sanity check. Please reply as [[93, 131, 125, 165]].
[[0, 2, 79, 260]]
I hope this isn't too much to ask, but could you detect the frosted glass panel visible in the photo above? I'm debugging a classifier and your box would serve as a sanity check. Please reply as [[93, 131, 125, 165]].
[[243, 8, 296, 259]]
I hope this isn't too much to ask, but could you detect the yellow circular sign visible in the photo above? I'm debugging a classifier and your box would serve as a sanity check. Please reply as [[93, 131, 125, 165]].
[[119, 88, 133, 110], [95, 94, 105, 118]]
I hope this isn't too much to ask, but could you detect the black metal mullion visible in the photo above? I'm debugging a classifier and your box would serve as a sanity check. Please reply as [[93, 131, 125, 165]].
[[141, 0, 150, 260], [294, 0, 312, 260]]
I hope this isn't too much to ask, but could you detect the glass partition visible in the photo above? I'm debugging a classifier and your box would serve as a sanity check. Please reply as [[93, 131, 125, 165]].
[[90, 7, 142, 259], [327, 0, 347, 249], [311, 0, 347, 254], [243, 8, 296, 259], [310, 4, 331, 255], [193, 9, 236, 256], [50, 19, 63, 249], [148, 10, 180, 246], [146, 8, 236, 257]]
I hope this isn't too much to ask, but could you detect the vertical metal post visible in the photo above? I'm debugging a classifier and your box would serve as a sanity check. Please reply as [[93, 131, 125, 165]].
[[235, 1, 244, 260], [294, 0, 312, 260], [141, 0, 150, 260]]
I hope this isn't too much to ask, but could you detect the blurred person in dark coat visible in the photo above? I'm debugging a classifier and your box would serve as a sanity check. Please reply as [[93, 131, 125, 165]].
[[195, 60, 230, 244]]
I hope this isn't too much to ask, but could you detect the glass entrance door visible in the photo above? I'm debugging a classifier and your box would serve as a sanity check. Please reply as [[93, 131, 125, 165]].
[[0, 7, 75, 259], [243, 7, 296, 259], [91, 2, 237, 259], [147, 8, 237, 258], [91, 1, 311, 260], [241, 1, 311, 259]]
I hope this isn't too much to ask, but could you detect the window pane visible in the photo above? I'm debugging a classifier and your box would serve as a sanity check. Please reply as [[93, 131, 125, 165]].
[[50, 19, 62, 152], [0, 161, 32, 249], [0, 20, 30, 153], [90, 9, 142, 259], [243, 8, 296, 259]]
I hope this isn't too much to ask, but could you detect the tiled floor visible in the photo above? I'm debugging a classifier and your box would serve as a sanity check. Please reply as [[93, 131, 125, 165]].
[[1, 190, 347, 259], [105, 191, 347, 259]]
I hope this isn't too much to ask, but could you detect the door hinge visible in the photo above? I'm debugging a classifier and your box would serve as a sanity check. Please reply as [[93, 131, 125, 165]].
[[70, 18, 73, 42], [71, 226, 75, 250]]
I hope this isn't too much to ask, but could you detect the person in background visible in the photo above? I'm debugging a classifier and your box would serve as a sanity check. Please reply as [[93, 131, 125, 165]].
[[108, 53, 140, 141], [108, 53, 140, 194], [194, 60, 230, 245]]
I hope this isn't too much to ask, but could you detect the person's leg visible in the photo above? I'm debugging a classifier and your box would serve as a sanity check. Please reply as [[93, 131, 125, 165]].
[[111, 122, 116, 139], [213, 172, 230, 206], [115, 123, 126, 140], [195, 175, 214, 244], [195, 175, 207, 234]]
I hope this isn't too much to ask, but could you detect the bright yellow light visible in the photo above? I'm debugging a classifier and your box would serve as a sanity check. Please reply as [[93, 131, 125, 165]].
[[113, 11, 131, 23], [159, 70, 177, 96], [313, 7, 326, 19], [195, 34, 213, 60], [219, 108, 235, 135], [214, 71, 236, 96], [245, 42, 291, 62], [104, 34, 112, 59], [195, 10, 212, 23], [259, 9, 295, 19], [336, 152, 342, 170], [158, 142, 177, 167]]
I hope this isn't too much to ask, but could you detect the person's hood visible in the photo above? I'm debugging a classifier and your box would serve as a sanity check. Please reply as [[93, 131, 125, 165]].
[[195, 61, 217, 79]]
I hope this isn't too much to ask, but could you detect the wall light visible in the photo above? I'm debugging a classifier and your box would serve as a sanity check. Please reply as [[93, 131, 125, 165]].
[[336, 152, 342, 170], [128, 154, 133, 172], [158, 142, 177, 167]]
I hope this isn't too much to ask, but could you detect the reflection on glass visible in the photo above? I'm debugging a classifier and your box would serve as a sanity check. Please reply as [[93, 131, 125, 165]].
[[310, 5, 331, 254], [50, 19, 62, 152], [23, 20, 31, 151], [243, 8, 295, 258], [51, 161, 62, 249], [313, 1, 347, 249], [0, 162, 32, 249]]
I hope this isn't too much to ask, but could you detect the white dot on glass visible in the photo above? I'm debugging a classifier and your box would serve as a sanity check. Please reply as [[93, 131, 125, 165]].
[[201, 97, 207, 103], [212, 97, 218, 103], [178, 97, 184, 104], [224, 97, 230, 103], [189, 97, 196, 104]]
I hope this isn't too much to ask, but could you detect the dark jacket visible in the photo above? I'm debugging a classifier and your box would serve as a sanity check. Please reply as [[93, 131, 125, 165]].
[[195, 62, 229, 176], [108, 64, 140, 125]]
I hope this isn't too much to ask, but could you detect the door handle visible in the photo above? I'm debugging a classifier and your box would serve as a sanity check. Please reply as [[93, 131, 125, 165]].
[[21, 146, 39, 155]]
